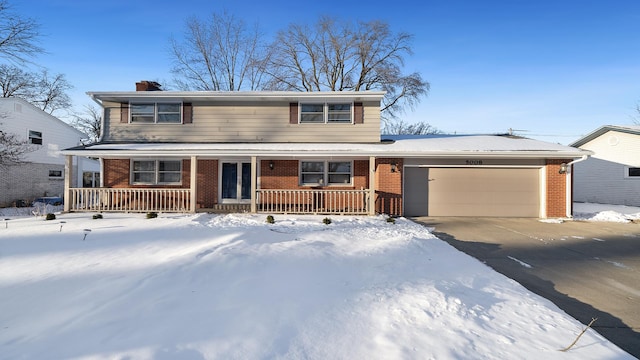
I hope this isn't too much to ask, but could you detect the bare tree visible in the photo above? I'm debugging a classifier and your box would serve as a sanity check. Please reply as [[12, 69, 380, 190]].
[[0, 0, 43, 64], [71, 104, 102, 142], [267, 17, 429, 125], [0, 120, 34, 168], [383, 119, 441, 135], [0, 64, 72, 115], [31, 70, 72, 115], [0, 63, 35, 97], [169, 10, 269, 91]]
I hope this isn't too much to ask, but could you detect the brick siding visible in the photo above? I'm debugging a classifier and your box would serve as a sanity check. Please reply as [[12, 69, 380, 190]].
[[197, 159, 218, 209], [103, 159, 191, 189], [0, 162, 72, 207], [546, 159, 570, 217], [375, 158, 403, 216]]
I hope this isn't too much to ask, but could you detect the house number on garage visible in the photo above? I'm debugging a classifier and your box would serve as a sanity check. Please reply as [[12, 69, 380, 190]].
[[465, 160, 483, 165]]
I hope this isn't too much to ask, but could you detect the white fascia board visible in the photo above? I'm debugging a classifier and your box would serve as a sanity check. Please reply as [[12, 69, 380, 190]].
[[62, 147, 591, 159], [87, 91, 387, 103]]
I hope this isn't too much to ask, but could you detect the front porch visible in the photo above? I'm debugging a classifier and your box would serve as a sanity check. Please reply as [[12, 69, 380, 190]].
[[66, 188, 372, 215], [62, 155, 403, 216]]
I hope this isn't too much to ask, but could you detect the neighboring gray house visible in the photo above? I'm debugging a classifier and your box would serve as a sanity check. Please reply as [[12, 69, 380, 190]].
[[570, 125, 640, 206], [0, 98, 100, 207]]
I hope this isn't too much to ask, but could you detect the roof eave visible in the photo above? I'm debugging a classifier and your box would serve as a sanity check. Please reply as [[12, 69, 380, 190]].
[[86, 90, 387, 103], [62, 148, 592, 159], [570, 125, 640, 147]]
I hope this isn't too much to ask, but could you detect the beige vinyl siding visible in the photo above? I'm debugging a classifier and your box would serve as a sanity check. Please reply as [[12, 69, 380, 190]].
[[103, 100, 381, 143]]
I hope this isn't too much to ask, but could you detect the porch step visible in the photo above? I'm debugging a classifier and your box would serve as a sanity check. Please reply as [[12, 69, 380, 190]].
[[199, 204, 251, 213]]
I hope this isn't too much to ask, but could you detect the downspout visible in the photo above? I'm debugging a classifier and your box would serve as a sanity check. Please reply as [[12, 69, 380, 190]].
[[564, 155, 589, 218]]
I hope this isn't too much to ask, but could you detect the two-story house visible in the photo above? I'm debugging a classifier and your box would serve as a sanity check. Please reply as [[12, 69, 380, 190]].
[[61, 81, 590, 218], [0, 97, 100, 207]]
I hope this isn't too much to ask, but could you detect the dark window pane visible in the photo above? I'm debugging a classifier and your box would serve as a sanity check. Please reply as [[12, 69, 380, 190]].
[[301, 162, 324, 172], [329, 162, 350, 172], [159, 161, 181, 171], [159, 172, 181, 183], [328, 104, 350, 111], [327, 103, 351, 122], [241, 163, 251, 199], [29, 130, 43, 144], [629, 168, 640, 177], [300, 113, 324, 123], [302, 173, 323, 184], [328, 174, 350, 184], [301, 104, 324, 112], [300, 104, 324, 123], [133, 161, 155, 171], [133, 172, 154, 183], [131, 103, 155, 123], [158, 103, 180, 112], [222, 163, 237, 199], [157, 114, 180, 123]]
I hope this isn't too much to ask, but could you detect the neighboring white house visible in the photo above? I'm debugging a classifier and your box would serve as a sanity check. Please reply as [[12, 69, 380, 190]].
[[570, 125, 640, 206], [0, 97, 100, 207]]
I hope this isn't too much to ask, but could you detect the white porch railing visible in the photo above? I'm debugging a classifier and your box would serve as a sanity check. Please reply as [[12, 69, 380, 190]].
[[257, 189, 370, 215], [68, 188, 191, 213]]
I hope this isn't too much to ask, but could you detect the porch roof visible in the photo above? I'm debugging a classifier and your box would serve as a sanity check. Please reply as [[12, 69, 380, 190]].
[[63, 135, 591, 159]]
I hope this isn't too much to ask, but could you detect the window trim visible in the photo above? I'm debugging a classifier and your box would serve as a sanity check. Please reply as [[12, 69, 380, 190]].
[[28, 130, 43, 145], [48, 169, 63, 178], [624, 166, 640, 179], [299, 102, 353, 124], [131, 159, 183, 185], [299, 160, 353, 186], [129, 102, 183, 124]]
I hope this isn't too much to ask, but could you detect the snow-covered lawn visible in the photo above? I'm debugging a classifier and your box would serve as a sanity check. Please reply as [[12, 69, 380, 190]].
[[573, 202, 640, 223], [0, 211, 632, 359]]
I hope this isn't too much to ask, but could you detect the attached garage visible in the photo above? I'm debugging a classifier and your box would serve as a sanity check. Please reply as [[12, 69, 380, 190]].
[[404, 166, 541, 217]]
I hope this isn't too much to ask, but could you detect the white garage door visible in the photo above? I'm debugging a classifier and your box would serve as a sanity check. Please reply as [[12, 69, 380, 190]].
[[404, 167, 540, 217]]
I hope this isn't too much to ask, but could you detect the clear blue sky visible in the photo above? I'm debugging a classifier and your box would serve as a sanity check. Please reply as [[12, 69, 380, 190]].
[[15, 0, 640, 144]]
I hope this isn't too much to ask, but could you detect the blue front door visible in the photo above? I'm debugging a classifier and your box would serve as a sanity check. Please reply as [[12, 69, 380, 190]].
[[221, 162, 251, 202]]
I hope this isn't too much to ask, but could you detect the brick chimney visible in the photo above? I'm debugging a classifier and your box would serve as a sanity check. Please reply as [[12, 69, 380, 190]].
[[135, 81, 162, 91]]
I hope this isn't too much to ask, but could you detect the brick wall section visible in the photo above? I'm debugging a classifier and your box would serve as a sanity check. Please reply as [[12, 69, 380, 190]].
[[103, 159, 129, 188], [260, 160, 299, 189], [259, 160, 369, 190], [103, 159, 190, 189], [101, 158, 405, 215], [546, 159, 570, 217], [375, 158, 403, 216], [197, 159, 217, 208], [0, 162, 71, 207]]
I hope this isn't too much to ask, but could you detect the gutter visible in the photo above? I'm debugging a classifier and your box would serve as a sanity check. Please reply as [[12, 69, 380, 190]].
[[564, 155, 590, 218]]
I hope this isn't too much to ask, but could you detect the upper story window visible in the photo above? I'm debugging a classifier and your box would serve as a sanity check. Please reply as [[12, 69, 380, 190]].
[[300, 160, 352, 186], [131, 159, 182, 185], [130, 103, 182, 124], [29, 130, 42, 145], [300, 103, 352, 124]]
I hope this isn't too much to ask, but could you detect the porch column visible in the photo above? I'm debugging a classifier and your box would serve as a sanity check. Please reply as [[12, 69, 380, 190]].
[[250, 156, 257, 213], [190, 156, 197, 213], [369, 156, 376, 215], [63, 155, 73, 212]]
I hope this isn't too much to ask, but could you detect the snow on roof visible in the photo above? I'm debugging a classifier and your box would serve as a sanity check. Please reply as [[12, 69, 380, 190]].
[[63, 135, 589, 159], [570, 125, 640, 147]]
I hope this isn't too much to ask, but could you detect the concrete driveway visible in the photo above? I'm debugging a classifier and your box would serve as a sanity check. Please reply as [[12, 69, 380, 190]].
[[411, 217, 640, 358]]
